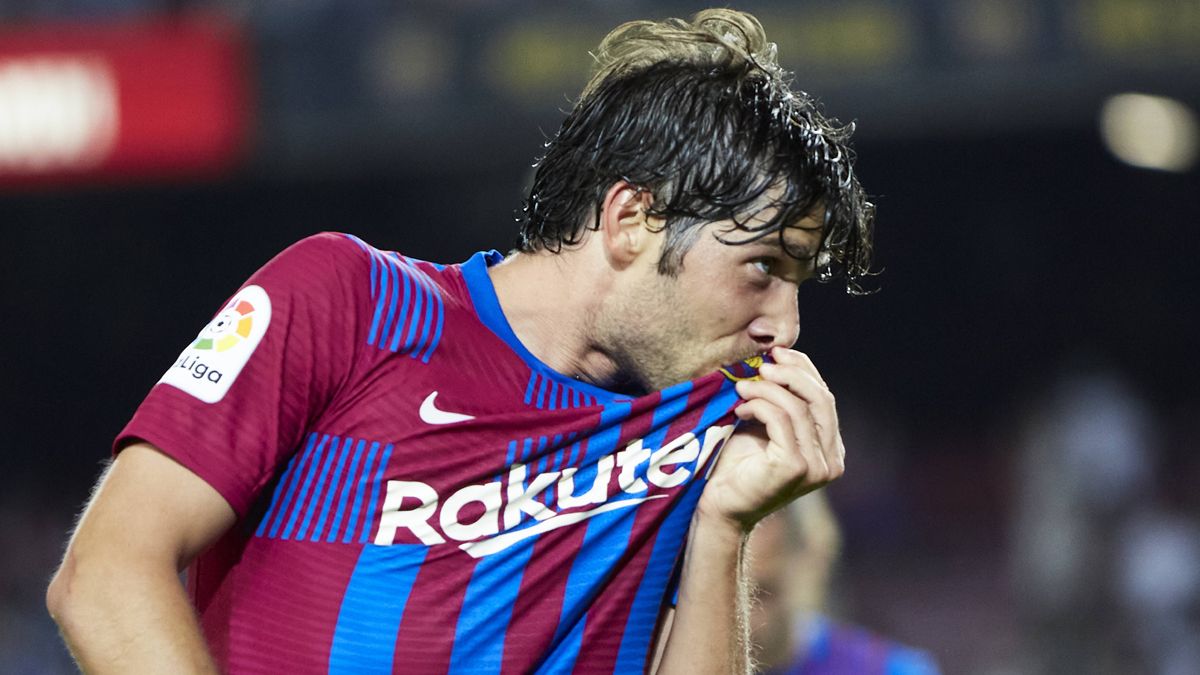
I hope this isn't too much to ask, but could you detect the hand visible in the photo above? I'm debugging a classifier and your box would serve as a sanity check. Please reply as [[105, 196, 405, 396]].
[[698, 347, 845, 532]]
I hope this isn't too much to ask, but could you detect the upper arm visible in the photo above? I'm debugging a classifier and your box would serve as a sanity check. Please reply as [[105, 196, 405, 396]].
[[111, 233, 375, 518], [65, 442, 236, 572]]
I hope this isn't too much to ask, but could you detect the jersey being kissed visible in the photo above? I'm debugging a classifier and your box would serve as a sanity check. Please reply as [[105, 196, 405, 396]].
[[117, 233, 756, 674]]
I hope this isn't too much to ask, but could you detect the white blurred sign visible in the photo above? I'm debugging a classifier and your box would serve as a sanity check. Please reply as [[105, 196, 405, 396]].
[[0, 57, 118, 172]]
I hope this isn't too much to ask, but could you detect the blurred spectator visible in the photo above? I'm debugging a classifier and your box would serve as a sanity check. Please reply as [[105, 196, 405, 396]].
[[1009, 362, 1194, 673], [748, 491, 941, 675], [1115, 507, 1200, 675], [0, 489, 76, 674]]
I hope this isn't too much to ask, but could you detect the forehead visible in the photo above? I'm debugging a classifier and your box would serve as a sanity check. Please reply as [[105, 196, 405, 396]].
[[713, 207, 823, 258]]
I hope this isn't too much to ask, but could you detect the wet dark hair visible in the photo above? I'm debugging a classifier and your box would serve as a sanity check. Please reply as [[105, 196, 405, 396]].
[[518, 12, 876, 293]]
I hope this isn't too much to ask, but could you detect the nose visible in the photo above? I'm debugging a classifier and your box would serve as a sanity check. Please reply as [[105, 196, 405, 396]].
[[747, 285, 800, 350]]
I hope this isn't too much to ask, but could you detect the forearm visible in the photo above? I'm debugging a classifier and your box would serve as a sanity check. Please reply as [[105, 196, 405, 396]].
[[48, 556, 218, 674], [656, 508, 751, 674]]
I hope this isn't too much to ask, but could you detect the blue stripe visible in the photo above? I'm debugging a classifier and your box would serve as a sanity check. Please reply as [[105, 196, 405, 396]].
[[401, 263, 426, 353], [505, 440, 517, 467], [266, 433, 318, 538], [571, 401, 630, 483], [447, 537, 537, 673], [697, 380, 739, 433], [329, 544, 428, 674], [643, 380, 694, 453], [367, 250, 391, 346], [296, 435, 340, 540], [547, 434, 564, 502], [380, 254, 403, 351], [255, 444, 304, 538], [547, 400, 632, 666], [524, 374, 537, 405], [566, 439, 581, 468], [520, 437, 533, 463], [547, 507, 638, 673], [360, 444, 393, 543], [550, 434, 565, 472], [535, 617, 587, 675], [311, 436, 354, 541], [535, 436, 549, 474], [420, 272, 445, 362], [547, 381, 559, 411], [327, 439, 367, 542], [695, 383, 741, 478], [281, 434, 330, 540], [343, 441, 381, 543], [535, 375, 549, 410], [388, 258, 414, 352], [387, 252, 445, 362], [412, 264, 438, 358], [614, 471, 708, 672]]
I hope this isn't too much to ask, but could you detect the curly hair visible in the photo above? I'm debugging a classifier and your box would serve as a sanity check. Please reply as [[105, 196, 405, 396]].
[[518, 8, 876, 293]]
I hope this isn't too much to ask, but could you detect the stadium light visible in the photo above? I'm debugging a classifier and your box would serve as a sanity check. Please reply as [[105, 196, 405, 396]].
[[1099, 93, 1199, 172]]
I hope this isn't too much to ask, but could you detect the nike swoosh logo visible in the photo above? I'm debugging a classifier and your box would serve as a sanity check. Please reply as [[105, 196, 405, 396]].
[[419, 391, 475, 425], [459, 495, 667, 558]]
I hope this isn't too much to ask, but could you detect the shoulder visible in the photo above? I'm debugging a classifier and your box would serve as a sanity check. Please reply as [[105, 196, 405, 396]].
[[266, 231, 376, 272], [252, 232, 447, 297]]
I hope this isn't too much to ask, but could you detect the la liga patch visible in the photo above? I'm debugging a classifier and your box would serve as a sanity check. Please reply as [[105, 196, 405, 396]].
[[158, 285, 272, 403]]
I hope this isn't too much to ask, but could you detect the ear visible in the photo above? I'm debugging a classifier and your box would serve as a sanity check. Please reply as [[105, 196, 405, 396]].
[[597, 181, 660, 267]]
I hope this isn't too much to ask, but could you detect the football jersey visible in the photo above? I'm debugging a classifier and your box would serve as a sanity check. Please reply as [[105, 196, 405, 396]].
[[116, 233, 759, 674], [768, 615, 941, 675]]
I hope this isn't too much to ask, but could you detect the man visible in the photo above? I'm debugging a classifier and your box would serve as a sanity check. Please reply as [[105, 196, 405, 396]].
[[47, 8, 873, 673], [748, 493, 941, 674]]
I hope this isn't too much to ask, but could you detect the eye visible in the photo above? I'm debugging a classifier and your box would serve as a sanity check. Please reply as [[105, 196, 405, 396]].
[[750, 258, 774, 276]]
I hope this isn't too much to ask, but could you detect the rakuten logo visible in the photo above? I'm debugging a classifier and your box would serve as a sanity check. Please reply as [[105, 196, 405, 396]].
[[375, 424, 735, 558]]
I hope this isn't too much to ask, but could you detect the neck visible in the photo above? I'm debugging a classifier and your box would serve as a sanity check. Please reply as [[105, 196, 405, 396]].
[[487, 249, 624, 389]]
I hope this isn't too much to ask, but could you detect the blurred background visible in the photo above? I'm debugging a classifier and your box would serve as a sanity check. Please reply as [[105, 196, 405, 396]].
[[2, 0, 1198, 673]]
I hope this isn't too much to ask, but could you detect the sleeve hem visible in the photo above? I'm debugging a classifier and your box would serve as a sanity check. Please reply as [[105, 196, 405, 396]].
[[114, 426, 254, 519]]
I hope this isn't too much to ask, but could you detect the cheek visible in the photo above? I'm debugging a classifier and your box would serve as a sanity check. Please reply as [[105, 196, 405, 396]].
[[703, 285, 760, 325]]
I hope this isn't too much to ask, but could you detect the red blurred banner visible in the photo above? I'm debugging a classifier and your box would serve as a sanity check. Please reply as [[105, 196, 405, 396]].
[[0, 17, 251, 186]]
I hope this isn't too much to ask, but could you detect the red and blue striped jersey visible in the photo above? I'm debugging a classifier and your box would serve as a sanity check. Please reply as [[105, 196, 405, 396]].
[[767, 616, 941, 675], [117, 233, 754, 674]]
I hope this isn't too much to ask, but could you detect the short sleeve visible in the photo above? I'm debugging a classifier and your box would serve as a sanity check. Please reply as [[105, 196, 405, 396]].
[[115, 232, 373, 518]]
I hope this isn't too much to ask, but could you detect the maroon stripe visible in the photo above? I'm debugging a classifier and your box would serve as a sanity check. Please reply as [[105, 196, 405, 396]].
[[501, 523, 589, 674], [206, 539, 362, 672], [391, 550, 478, 673]]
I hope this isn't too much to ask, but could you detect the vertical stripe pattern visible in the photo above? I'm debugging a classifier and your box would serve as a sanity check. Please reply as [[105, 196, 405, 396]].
[[613, 380, 741, 671], [343, 234, 446, 362], [255, 433, 395, 544], [524, 372, 598, 409], [447, 537, 539, 673], [328, 544, 428, 674], [539, 400, 635, 672]]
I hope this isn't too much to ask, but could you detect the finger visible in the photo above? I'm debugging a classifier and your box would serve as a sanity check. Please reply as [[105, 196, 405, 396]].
[[770, 347, 827, 388], [733, 397, 800, 459], [757, 363, 839, 452], [736, 380, 830, 478], [766, 350, 845, 480]]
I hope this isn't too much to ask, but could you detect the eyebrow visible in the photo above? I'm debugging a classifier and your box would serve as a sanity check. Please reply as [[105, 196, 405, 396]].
[[749, 238, 815, 261]]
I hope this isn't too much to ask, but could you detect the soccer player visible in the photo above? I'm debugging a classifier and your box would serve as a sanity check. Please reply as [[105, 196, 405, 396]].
[[748, 493, 941, 674], [46, 9, 873, 674]]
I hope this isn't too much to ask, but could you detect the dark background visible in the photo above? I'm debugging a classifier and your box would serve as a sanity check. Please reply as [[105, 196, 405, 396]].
[[3, 1, 1199, 673]]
